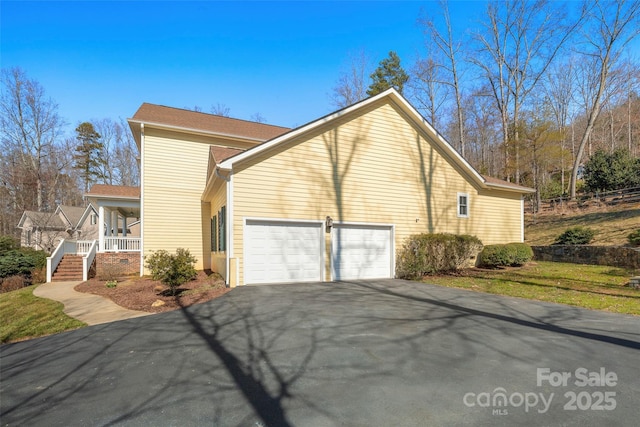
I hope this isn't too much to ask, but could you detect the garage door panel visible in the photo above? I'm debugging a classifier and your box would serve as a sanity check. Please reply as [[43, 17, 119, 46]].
[[332, 225, 393, 280], [245, 220, 323, 284]]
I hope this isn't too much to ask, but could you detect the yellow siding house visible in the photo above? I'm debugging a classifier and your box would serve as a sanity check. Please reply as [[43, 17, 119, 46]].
[[129, 89, 534, 286]]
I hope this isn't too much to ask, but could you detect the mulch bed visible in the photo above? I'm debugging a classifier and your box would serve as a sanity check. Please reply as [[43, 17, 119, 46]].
[[75, 271, 230, 313]]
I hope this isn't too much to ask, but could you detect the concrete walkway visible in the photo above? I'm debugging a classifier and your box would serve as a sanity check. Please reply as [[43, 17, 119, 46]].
[[33, 281, 151, 325]]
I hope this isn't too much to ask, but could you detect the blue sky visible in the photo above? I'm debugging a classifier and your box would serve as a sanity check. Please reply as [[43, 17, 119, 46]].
[[2, 1, 486, 133]]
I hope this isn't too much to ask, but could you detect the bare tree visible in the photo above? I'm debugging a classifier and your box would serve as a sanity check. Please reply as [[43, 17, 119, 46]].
[[92, 118, 139, 187], [330, 49, 371, 108], [420, 0, 467, 156], [211, 103, 231, 117], [472, 0, 581, 183], [464, 87, 502, 176], [544, 58, 577, 194], [569, 0, 640, 198], [251, 112, 266, 123], [0, 67, 65, 211], [114, 118, 140, 187], [409, 55, 449, 129]]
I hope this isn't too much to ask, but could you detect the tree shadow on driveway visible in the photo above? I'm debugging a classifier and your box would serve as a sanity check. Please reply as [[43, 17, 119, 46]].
[[1, 280, 639, 426]]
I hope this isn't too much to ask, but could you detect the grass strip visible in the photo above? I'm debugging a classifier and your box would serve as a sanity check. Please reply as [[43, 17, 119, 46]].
[[423, 261, 639, 315], [1, 285, 86, 344]]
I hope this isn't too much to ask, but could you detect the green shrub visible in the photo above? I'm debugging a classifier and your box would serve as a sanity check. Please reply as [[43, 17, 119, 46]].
[[628, 229, 640, 247], [145, 248, 197, 295], [479, 243, 533, 268], [478, 245, 511, 267], [396, 233, 483, 279], [0, 236, 19, 255], [554, 226, 595, 245], [0, 249, 47, 280], [507, 243, 534, 265]]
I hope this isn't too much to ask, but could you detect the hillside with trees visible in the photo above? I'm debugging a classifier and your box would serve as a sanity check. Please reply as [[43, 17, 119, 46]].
[[332, 0, 640, 214], [0, 68, 139, 238]]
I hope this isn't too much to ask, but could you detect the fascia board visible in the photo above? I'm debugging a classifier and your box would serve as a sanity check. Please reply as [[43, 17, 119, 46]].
[[16, 211, 29, 228], [76, 203, 98, 228], [485, 182, 537, 194], [54, 206, 73, 229]]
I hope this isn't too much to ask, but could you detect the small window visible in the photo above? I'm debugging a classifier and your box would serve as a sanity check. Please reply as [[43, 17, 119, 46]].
[[90, 214, 97, 225], [457, 193, 469, 218], [26, 229, 32, 245]]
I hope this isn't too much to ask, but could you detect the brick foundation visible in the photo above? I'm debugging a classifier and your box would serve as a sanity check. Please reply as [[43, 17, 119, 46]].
[[96, 252, 140, 279]]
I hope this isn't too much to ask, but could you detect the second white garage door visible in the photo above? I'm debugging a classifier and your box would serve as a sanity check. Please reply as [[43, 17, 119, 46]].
[[244, 220, 323, 285], [331, 224, 394, 280]]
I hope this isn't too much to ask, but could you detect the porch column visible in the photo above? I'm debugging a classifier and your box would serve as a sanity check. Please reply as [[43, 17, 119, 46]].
[[111, 211, 118, 236], [122, 216, 127, 237], [105, 208, 110, 237], [98, 206, 104, 252]]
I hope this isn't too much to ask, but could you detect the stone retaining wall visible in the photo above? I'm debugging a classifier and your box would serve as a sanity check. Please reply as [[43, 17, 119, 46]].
[[96, 253, 140, 279], [531, 245, 640, 270]]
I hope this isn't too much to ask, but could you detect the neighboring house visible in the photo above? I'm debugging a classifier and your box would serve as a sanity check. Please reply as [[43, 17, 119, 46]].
[[127, 88, 535, 287], [17, 205, 98, 253]]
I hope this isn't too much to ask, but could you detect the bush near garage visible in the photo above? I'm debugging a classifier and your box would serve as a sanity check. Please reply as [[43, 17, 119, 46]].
[[145, 248, 197, 295], [396, 233, 483, 279], [554, 226, 595, 245], [478, 243, 533, 268]]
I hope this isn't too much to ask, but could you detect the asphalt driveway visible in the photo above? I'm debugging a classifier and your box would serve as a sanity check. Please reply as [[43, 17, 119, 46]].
[[1, 280, 639, 426]]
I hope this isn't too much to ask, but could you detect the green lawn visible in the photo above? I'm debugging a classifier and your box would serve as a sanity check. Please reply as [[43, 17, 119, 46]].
[[0, 285, 86, 344], [423, 261, 640, 315]]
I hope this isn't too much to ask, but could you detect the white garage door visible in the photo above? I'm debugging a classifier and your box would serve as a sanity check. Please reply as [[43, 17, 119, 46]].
[[331, 224, 393, 280], [244, 220, 323, 284]]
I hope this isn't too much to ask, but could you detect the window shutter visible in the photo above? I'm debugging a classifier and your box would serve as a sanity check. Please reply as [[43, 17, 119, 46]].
[[211, 216, 217, 252], [219, 206, 226, 251]]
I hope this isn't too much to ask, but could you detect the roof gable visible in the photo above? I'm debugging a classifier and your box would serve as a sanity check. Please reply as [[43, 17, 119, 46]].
[[17, 210, 67, 230], [75, 204, 98, 228], [56, 205, 88, 228], [216, 89, 533, 194], [207, 146, 245, 183]]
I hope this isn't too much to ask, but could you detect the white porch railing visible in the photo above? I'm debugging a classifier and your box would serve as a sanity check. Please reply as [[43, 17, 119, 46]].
[[46, 237, 141, 282], [82, 240, 98, 281], [102, 237, 141, 252], [76, 240, 95, 255]]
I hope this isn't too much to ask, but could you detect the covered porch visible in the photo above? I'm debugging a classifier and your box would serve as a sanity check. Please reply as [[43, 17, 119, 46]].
[[97, 206, 141, 253], [46, 185, 142, 282], [86, 184, 141, 254]]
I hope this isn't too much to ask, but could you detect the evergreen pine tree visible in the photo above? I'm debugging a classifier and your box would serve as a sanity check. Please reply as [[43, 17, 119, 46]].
[[367, 51, 409, 96], [74, 122, 105, 192]]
